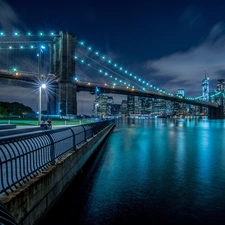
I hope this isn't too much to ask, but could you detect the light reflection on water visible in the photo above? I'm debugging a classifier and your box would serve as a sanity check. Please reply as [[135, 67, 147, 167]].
[[42, 118, 225, 225]]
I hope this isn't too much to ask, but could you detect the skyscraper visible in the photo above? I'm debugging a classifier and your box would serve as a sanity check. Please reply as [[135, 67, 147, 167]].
[[202, 70, 209, 101], [127, 95, 135, 115], [217, 79, 225, 92]]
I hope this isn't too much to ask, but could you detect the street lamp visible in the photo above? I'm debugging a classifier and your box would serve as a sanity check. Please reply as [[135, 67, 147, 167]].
[[38, 84, 46, 125]]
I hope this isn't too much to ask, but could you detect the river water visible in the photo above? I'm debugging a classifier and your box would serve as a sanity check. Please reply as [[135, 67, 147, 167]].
[[41, 118, 225, 225]]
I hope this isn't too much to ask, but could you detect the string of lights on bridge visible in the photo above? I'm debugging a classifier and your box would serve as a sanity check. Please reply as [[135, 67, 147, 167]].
[[0, 30, 214, 101], [0, 31, 58, 37], [75, 40, 199, 101], [0, 30, 59, 50]]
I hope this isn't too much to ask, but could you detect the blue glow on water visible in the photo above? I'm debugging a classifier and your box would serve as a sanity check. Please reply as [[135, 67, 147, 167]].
[[42, 118, 225, 225]]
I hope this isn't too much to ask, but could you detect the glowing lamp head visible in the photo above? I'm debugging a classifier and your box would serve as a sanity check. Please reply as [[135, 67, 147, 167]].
[[41, 84, 46, 89]]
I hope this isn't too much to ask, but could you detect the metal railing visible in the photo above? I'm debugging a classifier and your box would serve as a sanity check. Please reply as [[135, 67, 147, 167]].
[[0, 119, 115, 196]]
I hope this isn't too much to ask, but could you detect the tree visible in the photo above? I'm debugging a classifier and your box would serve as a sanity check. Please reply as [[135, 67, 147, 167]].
[[0, 101, 34, 117], [0, 105, 7, 117]]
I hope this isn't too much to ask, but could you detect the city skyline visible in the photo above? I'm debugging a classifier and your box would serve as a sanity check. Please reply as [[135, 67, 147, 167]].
[[1, 0, 225, 115]]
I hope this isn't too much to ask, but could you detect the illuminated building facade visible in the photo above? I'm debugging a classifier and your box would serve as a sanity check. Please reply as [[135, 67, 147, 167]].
[[177, 89, 185, 97], [127, 95, 135, 115], [202, 72, 209, 101], [217, 79, 225, 92], [121, 100, 127, 116], [93, 94, 114, 117]]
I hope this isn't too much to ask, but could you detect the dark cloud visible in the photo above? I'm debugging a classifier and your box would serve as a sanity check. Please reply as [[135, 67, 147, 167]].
[[0, 0, 21, 30], [144, 22, 225, 96], [180, 6, 203, 28]]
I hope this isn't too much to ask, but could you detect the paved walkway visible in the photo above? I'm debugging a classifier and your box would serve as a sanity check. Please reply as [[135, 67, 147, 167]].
[[0, 125, 75, 138]]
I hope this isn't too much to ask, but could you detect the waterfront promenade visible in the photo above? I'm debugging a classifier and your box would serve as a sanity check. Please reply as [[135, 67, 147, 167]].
[[0, 119, 115, 225]]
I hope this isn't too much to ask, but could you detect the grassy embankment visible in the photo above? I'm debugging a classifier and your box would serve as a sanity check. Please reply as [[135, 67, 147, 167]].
[[0, 118, 94, 126]]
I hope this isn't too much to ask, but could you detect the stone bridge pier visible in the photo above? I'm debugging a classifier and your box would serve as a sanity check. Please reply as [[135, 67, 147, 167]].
[[208, 106, 224, 119]]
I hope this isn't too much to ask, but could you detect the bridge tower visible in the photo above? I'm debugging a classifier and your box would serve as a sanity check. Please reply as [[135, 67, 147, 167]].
[[48, 31, 77, 116], [209, 91, 224, 119]]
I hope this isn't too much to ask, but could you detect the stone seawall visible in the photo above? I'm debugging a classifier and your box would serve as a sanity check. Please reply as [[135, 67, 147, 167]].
[[0, 123, 115, 225]]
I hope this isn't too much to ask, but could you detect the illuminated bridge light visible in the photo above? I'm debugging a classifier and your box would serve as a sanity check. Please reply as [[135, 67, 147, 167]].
[[50, 32, 55, 36], [75, 39, 196, 98], [88, 64, 90, 66], [99, 70, 102, 73], [9, 46, 12, 49], [115, 78, 117, 80], [27, 32, 32, 36], [30, 45, 34, 49], [119, 80, 122, 83], [81, 60, 84, 63], [80, 42, 84, 45], [39, 32, 44, 36], [20, 46, 24, 49], [0, 32, 4, 36], [105, 72, 108, 75], [75, 56, 78, 59], [14, 32, 19, 36]]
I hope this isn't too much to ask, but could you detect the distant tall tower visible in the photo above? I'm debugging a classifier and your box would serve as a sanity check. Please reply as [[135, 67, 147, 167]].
[[202, 69, 209, 101]]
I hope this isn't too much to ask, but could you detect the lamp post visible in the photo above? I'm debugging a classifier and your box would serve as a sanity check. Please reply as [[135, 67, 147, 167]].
[[95, 103, 99, 118], [38, 84, 46, 125]]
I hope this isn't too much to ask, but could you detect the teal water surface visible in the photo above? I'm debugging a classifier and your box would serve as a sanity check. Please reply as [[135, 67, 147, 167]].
[[42, 118, 225, 225]]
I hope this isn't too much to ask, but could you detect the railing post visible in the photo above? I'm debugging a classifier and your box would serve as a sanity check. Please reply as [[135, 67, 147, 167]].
[[45, 132, 55, 165], [70, 128, 76, 150], [81, 125, 87, 142]]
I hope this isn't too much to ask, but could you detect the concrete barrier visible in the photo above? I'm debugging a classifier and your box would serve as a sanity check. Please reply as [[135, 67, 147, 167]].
[[0, 126, 43, 137], [0, 123, 115, 225], [0, 124, 16, 130]]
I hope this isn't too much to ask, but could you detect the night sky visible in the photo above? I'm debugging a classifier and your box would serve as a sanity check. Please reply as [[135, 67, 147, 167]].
[[1, 0, 225, 115]]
